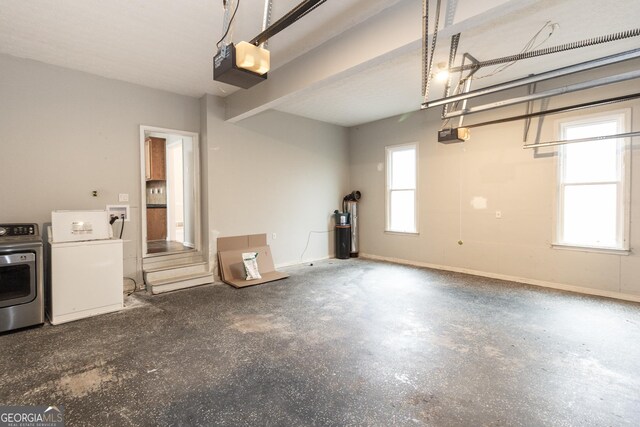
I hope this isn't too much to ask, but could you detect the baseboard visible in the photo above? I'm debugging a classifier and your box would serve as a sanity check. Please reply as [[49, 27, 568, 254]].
[[276, 255, 331, 269], [360, 253, 640, 304]]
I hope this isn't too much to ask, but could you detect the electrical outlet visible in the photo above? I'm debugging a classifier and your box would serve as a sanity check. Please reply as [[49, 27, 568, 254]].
[[118, 193, 129, 202]]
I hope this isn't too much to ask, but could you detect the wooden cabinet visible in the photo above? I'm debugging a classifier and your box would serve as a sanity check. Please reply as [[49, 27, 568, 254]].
[[147, 208, 167, 241], [145, 137, 166, 181]]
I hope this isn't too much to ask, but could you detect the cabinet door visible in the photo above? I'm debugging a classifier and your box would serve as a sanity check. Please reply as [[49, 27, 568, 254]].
[[147, 208, 167, 241], [147, 137, 166, 181]]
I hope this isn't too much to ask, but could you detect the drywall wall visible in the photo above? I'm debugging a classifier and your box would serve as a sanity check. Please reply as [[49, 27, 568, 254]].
[[0, 54, 200, 280], [349, 74, 640, 299], [202, 94, 350, 269]]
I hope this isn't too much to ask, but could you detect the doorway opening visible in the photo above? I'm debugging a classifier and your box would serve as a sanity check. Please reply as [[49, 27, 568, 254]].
[[140, 126, 201, 258]]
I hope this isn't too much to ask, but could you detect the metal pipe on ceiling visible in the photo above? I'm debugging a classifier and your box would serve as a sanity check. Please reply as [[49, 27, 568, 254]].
[[441, 33, 461, 117], [443, 52, 478, 121], [522, 81, 537, 142], [449, 28, 640, 73], [441, 69, 640, 119], [422, 0, 443, 102], [423, 48, 640, 109], [249, 0, 327, 46], [421, 0, 429, 97], [522, 131, 640, 150], [260, 0, 273, 49], [462, 92, 640, 129]]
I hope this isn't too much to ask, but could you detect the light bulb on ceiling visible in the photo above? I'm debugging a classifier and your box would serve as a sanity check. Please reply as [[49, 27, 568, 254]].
[[435, 69, 450, 81], [434, 62, 449, 82]]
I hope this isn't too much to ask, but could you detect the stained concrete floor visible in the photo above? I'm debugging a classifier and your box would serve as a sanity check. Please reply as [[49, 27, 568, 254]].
[[1, 259, 640, 426]]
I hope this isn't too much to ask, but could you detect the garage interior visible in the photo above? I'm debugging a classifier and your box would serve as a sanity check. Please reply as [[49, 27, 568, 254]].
[[1, 0, 640, 425]]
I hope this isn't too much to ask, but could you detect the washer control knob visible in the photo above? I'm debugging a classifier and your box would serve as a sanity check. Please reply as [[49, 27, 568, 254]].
[[0, 227, 6, 236]]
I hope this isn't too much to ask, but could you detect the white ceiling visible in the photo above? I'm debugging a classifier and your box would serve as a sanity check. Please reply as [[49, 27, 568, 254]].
[[276, 0, 640, 126], [1, 0, 638, 127], [0, 0, 400, 98]]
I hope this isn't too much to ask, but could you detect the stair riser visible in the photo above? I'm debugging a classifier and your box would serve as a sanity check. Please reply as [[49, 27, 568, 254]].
[[143, 254, 203, 270], [150, 276, 214, 294], [145, 264, 209, 282]]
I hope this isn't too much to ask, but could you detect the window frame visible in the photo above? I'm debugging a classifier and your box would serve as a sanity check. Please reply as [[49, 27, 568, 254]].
[[385, 142, 419, 234], [554, 110, 631, 252]]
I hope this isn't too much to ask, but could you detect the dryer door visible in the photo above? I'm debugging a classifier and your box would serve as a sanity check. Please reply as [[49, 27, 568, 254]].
[[0, 252, 36, 308]]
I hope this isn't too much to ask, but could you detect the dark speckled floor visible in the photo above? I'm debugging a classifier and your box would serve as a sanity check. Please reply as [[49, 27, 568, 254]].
[[1, 259, 640, 426]]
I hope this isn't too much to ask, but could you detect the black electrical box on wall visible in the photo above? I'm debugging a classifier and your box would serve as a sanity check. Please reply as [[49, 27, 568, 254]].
[[213, 44, 267, 89]]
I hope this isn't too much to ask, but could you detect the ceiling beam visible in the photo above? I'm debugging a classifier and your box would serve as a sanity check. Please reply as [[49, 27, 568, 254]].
[[223, 0, 539, 123]]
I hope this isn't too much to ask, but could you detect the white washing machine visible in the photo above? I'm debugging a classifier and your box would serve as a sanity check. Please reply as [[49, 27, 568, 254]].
[[46, 211, 123, 325]]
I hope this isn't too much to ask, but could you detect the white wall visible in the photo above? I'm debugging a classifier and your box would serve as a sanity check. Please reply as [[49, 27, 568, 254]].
[[7, 51, 635, 301], [202, 95, 350, 268], [349, 76, 640, 300], [0, 54, 200, 280], [0, 55, 350, 281]]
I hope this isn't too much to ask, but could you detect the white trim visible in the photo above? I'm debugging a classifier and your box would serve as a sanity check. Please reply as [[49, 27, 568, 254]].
[[139, 125, 202, 260], [385, 142, 418, 233], [384, 231, 420, 236], [360, 253, 640, 304], [551, 243, 631, 255], [554, 109, 631, 251]]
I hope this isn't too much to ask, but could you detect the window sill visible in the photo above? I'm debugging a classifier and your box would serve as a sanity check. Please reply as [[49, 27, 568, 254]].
[[385, 230, 420, 236], [551, 244, 630, 256]]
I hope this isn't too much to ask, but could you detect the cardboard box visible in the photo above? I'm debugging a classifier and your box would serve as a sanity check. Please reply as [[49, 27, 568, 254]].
[[217, 234, 289, 288]]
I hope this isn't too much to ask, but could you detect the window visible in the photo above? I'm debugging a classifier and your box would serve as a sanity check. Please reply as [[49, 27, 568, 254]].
[[386, 143, 417, 233], [556, 112, 629, 250]]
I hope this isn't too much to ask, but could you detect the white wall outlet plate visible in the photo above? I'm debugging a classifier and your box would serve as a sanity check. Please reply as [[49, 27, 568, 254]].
[[118, 193, 129, 202]]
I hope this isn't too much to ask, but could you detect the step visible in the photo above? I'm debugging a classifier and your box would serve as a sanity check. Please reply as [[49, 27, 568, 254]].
[[143, 252, 204, 270], [144, 261, 208, 282], [147, 272, 215, 295]]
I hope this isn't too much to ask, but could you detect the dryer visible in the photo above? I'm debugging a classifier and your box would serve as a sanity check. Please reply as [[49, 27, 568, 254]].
[[0, 223, 44, 333]]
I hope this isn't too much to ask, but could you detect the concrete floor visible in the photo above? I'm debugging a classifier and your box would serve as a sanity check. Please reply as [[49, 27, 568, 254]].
[[1, 259, 640, 426]]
